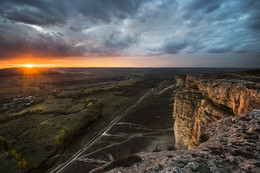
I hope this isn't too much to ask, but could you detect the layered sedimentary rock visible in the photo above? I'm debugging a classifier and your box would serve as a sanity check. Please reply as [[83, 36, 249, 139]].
[[187, 75, 260, 115], [173, 72, 260, 149], [103, 110, 260, 173]]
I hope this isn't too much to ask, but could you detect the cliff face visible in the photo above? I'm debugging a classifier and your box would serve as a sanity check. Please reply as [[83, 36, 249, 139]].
[[103, 110, 260, 173], [173, 72, 260, 150], [188, 75, 260, 115]]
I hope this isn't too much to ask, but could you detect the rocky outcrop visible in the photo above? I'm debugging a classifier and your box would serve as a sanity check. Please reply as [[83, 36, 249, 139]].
[[173, 72, 260, 150], [104, 110, 260, 173], [188, 75, 260, 115]]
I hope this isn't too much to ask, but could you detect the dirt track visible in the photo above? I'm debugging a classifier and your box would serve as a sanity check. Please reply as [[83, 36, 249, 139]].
[[50, 84, 176, 173]]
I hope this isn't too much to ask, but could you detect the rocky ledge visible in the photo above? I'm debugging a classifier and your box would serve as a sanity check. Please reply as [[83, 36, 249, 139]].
[[174, 71, 260, 149], [106, 109, 260, 173]]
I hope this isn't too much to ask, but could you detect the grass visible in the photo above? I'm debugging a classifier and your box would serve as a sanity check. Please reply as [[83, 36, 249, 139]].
[[92, 154, 142, 173]]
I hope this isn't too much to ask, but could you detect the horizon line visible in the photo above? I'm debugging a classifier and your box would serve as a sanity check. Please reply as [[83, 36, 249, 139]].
[[1, 66, 259, 70]]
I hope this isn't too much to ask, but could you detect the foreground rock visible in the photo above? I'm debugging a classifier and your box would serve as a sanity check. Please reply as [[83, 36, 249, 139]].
[[106, 109, 260, 173], [174, 72, 260, 149]]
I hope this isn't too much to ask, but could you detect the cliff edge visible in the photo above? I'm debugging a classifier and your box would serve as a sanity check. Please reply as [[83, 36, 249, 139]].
[[174, 71, 260, 149]]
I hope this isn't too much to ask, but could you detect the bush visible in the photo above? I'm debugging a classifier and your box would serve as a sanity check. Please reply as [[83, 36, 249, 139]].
[[93, 154, 142, 173], [56, 129, 72, 145], [87, 102, 93, 107]]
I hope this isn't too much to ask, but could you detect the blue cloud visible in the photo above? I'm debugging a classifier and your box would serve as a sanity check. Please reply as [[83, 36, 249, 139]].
[[0, 0, 259, 63]]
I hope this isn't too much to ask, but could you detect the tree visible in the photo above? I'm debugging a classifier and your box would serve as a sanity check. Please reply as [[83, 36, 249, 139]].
[[15, 153, 21, 161], [12, 150, 16, 158], [18, 158, 27, 169], [11, 150, 21, 161], [11, 150, 28, 169]]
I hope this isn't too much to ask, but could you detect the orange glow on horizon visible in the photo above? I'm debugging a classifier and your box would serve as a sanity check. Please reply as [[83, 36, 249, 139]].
[[25, 64, 33, 68], [22, 66, 40, 76], [0, 55, 175, 69]]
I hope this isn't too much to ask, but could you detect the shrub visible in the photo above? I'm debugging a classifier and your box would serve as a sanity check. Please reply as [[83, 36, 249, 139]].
[[56, 129, 72, 145], [87, 102, 93, 107]]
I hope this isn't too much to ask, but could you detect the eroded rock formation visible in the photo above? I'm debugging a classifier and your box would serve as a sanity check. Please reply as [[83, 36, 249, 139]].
[[173, 72, 260, 149]]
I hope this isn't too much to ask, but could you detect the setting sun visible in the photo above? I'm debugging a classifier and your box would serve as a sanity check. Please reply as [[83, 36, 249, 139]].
[[25, 64, 33, 68]]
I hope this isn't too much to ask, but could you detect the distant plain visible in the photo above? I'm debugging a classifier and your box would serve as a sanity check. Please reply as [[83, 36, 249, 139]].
[[0, 68, 250, 172]]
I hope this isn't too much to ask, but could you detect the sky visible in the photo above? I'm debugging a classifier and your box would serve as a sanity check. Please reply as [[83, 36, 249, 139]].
[[0, 0, 260, 68]]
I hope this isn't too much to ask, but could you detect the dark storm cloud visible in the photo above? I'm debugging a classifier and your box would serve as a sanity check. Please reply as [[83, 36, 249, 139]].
[[104, 31, 139, 50], [0, 0, 143, 58], [154, 0, 260, 55], [75, 0, 142, 23], [0, 21, 86, 58], [208, 47, 233, 54], [160, 39, 189, 54], [0, 0, 142, 26], [0, 0, 68, 26], [0, 0, 259, 62], [69, 26, 85, 32], [186, 0, 222, 13]]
